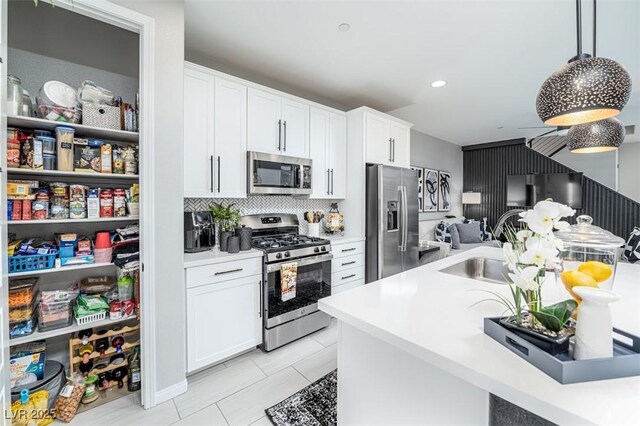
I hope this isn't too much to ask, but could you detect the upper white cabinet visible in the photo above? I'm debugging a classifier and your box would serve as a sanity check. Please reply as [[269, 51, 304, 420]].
[[309, 107, 347, 199], [362, 109, 412, 168], [184, 64, 247, 198], [248, 88, 309, 158]]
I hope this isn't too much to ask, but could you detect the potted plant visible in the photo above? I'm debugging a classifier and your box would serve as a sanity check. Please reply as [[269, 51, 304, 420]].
[[485, 200, 578, 355], [209, 202, 241, 251]]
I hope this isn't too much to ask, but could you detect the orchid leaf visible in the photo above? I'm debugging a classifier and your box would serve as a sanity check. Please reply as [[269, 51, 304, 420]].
[[531, 299, 577, 332]]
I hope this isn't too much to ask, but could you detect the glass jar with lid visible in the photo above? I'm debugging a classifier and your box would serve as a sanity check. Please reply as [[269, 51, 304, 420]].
[[554, 215, 625, 291], [7, 75, 24, 116]]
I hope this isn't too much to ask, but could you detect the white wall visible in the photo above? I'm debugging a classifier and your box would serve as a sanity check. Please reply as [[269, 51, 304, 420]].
[[410, 130, 463, 222], [553, 146, 617, 190], [618, 142, 640, 202], [111, 0, 186, 397]]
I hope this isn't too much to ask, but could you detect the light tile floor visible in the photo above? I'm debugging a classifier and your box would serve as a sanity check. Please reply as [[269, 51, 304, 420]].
[[68, 319, 338, 426]]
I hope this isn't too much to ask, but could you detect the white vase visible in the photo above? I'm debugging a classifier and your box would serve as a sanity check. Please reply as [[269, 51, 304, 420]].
[[573, 286, 619, 360], [307, 223, 320, 238]]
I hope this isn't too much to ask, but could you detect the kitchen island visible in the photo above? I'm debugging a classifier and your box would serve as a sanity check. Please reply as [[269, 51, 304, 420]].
[[318, 247, 640, 425]]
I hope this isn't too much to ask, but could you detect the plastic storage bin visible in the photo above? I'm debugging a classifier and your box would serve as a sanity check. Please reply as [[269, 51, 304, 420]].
[[9, 318, 36, 339], [9, 278, 38, 309], [11, 360, 65, 410], [39, 300, 74, 332], [8, 253, 57, 274], [75, 311, 106, 326]]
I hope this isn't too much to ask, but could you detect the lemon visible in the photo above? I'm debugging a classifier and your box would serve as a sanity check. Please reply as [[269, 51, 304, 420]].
[[560, 270, 599, 301], [578, 261, 613, 283]]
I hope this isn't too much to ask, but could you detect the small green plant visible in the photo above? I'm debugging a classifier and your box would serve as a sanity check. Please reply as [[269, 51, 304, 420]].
[[531, 299, 577, 333], [209, 202, 241, 232]]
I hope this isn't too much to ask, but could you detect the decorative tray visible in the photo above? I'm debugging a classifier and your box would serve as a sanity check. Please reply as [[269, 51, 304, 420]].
[[484, 317, 640, 384]]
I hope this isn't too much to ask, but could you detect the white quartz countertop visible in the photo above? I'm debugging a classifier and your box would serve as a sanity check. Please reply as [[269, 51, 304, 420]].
[[184, 248, 263, 268], [324, 235, 365, 245], [319, 247, 640, 425]]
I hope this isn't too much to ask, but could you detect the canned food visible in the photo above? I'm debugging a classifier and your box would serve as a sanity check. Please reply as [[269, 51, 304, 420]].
[[49, 182, 69, 198], [70, 201, 86, 219], [99, 189, 113, 217], [32, 200, 49, 220], [50, 196, 68, 219], [70, 185, 86, 200]]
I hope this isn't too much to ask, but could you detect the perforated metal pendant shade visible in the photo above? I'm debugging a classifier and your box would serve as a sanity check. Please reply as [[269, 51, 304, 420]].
[[536, 57, 632, 127], [566, 117, 625, 153]]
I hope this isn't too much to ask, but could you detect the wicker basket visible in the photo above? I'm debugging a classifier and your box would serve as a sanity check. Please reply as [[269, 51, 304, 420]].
[[82, 103, 121, 130]]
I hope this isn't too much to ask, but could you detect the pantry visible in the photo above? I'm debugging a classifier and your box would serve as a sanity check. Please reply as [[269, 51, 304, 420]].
[[2, 1, 156, 423]]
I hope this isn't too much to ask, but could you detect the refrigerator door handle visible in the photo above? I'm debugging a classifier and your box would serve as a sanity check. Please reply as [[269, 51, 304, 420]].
[[397, 186, 404, 251], [402, 185, 409, 252]]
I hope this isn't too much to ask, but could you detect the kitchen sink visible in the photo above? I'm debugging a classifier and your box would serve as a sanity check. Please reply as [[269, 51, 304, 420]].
[[439, 257, 512, 285]]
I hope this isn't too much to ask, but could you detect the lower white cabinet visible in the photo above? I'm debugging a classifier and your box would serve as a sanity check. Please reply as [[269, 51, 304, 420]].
[[330, 239, 365, 294], [186, 273, 262, 372]]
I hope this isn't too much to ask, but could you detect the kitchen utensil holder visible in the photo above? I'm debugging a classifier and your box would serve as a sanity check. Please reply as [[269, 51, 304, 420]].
[[236, 226, 252, 251], [484, 317, 640, 384], [307, 223, 320, 238]]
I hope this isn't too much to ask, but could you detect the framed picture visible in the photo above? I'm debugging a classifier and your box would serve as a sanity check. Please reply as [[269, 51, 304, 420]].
[[411, 166, 424, 212], [424, 168, 439, 211], [438, 170, 451, 212]]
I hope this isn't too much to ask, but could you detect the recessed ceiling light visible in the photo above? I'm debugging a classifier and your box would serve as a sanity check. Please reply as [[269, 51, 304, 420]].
[[338, 23, 351, 32], [431, 80, 447, 88], [497, 126, 504, 129]]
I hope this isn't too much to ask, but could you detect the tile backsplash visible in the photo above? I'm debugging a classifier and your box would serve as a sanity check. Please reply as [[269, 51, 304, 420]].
[[184, 197, 335, 233]]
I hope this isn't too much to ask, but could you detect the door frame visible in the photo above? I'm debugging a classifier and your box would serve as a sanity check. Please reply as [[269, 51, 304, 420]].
[[2, 0, 158, 409]]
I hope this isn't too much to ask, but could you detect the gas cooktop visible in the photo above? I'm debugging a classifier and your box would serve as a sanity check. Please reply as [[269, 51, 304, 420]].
[[252, 234, 329, 251]]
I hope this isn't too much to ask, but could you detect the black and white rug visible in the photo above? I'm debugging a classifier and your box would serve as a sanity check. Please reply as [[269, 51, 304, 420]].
[[265, 370, 337, 426]]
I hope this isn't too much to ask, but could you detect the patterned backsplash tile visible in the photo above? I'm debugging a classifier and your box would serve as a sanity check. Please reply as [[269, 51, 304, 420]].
[[184, 197, 335, 233]]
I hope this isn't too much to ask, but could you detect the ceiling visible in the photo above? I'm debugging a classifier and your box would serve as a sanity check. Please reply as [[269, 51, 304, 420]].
[[185, 0, 640, 146]]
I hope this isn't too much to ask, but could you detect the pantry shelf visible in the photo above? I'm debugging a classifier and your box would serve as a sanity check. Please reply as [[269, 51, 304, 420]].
[[6, 168, 139, 181], [9, 316, 138, 346], [8, 217, 139, 226], [7, 115, 139, 143], [8, 262, 115, 278]]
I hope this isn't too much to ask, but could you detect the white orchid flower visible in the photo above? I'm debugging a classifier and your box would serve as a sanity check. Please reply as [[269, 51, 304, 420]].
[[502, 242, 518, 271], [516, 230, 533, 242], [520, 236, 559, 267], [508, 266, 541, 291], [554, 202, 576, 218], [521, 200, 574, 235]]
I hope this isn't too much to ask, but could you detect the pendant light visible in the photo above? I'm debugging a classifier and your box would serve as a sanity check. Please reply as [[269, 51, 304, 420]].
[[566, 117, 625, 153], [536, 0, 631, 127]]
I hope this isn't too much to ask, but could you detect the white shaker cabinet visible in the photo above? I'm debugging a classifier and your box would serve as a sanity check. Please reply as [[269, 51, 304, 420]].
[[247, 87, 309, 158], [213, 77, 247, 197], [363, 109, 411, 168], [185, 257, 263, 372], [184, 67, 213, 197], [184, 64, 247, 198], [309, 107, 347, 199]]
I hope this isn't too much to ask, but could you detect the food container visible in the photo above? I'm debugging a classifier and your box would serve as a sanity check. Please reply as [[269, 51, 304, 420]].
[[555, 215, 626, 292], [37, 103, 81, 123], [101, 144, 112, 173], [74, 143, 101, 173], [126, 202, 139, 217], [8, 75, 24, 116], [55, 126, 75, 171], [9, 278, 38, 309], [8, 139, 21, 168], [38, 300, 74, 332], [42, 154, 56, 170], [33, 129, 53, 138], [9, 300, 36, 323], [10, 341, 46, 388], [112, 146, 125, 174], [87, 189, 100, 218], [32, 200, 49, 220], [99, 189, 113, 217], [37, 136, 57, 155], [113, 189, 126, 217], [9, 319, 36, 339], [69, 201, 86, 219]]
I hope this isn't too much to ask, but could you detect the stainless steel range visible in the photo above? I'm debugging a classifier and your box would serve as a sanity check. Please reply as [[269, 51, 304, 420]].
[[240, 213, 332, 351]]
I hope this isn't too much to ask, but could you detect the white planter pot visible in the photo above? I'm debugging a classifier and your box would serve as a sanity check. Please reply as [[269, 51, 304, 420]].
[[573, 286, 619, 360]]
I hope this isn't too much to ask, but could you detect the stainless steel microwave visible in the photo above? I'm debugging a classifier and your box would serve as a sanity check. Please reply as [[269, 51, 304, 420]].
[[247, 151, 312, 196]]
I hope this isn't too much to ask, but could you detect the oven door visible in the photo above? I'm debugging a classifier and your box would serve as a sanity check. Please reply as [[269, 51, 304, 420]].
[[264, 253, 332, 328], [248, 151, 312, 195]]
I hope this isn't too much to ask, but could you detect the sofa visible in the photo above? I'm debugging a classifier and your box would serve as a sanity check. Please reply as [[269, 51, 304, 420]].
[[419, 217, 500, 256]]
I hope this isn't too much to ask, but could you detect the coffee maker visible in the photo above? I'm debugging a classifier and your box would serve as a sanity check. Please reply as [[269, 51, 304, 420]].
[[184, 211, 215, 253]]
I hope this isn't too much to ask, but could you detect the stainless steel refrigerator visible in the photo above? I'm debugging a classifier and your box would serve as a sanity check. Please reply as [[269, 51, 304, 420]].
[[365, 164, 420, 283]]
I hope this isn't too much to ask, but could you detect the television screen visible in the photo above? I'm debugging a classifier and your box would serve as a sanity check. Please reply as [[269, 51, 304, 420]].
[[507, 173, 583, 208]]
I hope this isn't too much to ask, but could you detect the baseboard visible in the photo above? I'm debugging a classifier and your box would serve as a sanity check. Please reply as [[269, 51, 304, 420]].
[[155, 379, 188, 405]]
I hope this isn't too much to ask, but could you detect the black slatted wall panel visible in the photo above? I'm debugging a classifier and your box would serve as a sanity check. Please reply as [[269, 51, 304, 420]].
[[462, 139, 640, 239]]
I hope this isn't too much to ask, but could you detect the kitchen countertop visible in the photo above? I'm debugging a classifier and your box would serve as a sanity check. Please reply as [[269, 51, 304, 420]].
[[184, 248, 263, 268], [319, 247, 640, 425], [323, 234, 365, 245]]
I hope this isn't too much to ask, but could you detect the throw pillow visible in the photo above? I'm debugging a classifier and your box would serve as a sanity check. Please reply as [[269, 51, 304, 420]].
[[435, 221, 451, 243], [455, 222, 483, 244], [449, 223, 461, 249], [464, 217, 492, 241], [623, 227, 640, 263]]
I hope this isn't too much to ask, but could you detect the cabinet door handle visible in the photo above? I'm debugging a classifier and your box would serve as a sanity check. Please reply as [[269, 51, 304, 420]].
[[341, 261, 356, 266], [212, 268, 243, 276], [341, 247, 356, 253], [330, 169, 334, 195], [327, 169, 330, 195], [392, 138, 396, 162], [341, 274, 356, 280], [389, 138, 393, 162], [283, 120, 287, 152], [210, 155, 214, 192], [217, 156, 221, 192], [278, 119, 282, 151], [258, 280, 263, 318]]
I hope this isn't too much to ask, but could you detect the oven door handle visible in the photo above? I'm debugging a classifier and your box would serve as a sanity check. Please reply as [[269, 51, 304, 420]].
[[266, 253, 333, 272]]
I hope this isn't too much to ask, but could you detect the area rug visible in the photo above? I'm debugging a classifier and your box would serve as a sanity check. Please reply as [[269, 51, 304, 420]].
[[265, 370, 337, 426]]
